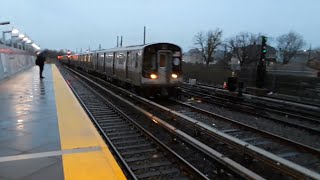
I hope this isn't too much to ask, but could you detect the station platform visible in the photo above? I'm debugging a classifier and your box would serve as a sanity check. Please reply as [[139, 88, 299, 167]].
[[0, 64, 126, 180]]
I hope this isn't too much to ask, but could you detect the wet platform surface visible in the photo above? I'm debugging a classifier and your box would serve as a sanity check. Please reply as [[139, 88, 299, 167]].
[[0, 64, 126, 180], [0, 65, 63, 180]]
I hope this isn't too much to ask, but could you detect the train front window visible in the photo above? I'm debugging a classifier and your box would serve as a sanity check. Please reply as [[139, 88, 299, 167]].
[[143, 53, 157, 71]]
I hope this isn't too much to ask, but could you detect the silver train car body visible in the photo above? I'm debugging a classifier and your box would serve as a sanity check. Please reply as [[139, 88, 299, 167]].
[[60, 43, 183, 96]]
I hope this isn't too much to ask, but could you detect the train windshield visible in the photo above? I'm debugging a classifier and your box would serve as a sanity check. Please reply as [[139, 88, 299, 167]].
[[143, 53, 157, 71], [142, 44, 182, 78]]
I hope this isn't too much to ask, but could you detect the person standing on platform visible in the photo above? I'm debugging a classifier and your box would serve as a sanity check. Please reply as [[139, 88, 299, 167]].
[[35, 50, 47, 78]]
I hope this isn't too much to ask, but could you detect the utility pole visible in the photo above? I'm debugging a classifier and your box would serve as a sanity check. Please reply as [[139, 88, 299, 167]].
[[143, 26, 146, 45], [308, 44, 312, 61], [120, 36, 123, 47], [99, 44, 101, 50], [117, 36, 119, 47]]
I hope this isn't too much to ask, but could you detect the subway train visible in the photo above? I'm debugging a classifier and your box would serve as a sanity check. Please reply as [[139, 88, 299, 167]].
[[60, 43, 183, 97]]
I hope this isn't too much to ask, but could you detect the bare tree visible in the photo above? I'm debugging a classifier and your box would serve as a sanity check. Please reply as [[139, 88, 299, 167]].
[[194, 28, 223, 66], [314, 47, 320, 59], [227, 32, 262, 66], [277, 31, 305, 64]]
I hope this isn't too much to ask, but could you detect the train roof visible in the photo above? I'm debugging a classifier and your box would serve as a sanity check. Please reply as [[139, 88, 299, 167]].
[[79, 42, 181, 55]]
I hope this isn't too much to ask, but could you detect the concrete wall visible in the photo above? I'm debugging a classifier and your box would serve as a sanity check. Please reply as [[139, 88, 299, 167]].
[[0, 44, 35, 81]]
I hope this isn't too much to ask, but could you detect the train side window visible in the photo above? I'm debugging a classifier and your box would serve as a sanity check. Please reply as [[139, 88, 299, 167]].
[[152, 54, 156, 69], [126, 52, 130, 66], [89, 54, 92, 62], [98, 53, 104, 68], [96, 53, 99, 69], [130, 53, 134, 67], [118, 53, 125, 64], [143, 54, 156, 70], [135, 53, 138, 68], [106, 53, 111, 63]]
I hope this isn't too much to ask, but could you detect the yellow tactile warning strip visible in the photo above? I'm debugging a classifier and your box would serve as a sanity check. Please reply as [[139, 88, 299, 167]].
[[52, 65, 126, 180]]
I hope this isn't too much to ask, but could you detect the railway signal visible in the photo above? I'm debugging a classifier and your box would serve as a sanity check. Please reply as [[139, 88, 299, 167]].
[[260, 36, 267, 61], [256, 36, 267, 88]]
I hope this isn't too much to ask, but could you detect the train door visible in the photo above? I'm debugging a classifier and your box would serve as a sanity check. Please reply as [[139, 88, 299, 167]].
[[91, 54, 94, 69], [85, 55, 88, 68], [112, 52, 116, 75], [157, 50, 171, 83], [81, 55, 83, 67], [126, 52, 130, 79], [96, 53, 99, 70], [78, 55, 81, 67], [84, 55, 87, 68], [103, 53, 106, 73], [88, 54, 92, 69]]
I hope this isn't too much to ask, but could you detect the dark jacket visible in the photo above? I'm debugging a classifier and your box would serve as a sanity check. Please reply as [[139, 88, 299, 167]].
[[36, 54, 46, 66]]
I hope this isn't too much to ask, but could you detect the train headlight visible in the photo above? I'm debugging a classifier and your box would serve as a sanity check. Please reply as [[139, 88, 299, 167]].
[[171, 73, 178, 79], [150, 74, 158, 79]]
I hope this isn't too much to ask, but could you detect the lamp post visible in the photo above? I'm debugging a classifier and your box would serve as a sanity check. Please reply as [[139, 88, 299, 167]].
[[0, 24, 39, 52], [2, 28, 19, 46], [11, 28, 19, 34], [0, 21, 10, 44], [31, 43, 41, 53], [2, 30, 11, 45], [10, 28, 19, 47], [16, 34, 25, 49], [0, 21, 10, 25], [26, 40, 34, 52], [15, 34, 29, 50], [22, 37, 30, 51]]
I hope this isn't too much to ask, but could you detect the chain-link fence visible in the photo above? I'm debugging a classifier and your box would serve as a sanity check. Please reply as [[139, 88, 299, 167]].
[[182, 63, 232, 86], [182, 62, 320, 100]]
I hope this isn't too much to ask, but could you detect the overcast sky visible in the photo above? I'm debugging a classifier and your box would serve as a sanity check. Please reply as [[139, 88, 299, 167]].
[[1, 0, 320, 51]]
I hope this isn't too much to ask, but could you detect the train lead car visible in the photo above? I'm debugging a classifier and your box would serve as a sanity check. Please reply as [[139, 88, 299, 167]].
[[60, 43, 183, 97]]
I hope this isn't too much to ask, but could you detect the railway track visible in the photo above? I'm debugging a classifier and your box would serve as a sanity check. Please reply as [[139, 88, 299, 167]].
[[165, 99, 320, 171], [61, 69, 200, 179], [186, 83, 320, 121], [180, 85, 320, 135], [60, 66, 263, 180], [61, 65, 320, 179], [194, 83, 320, 109]]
